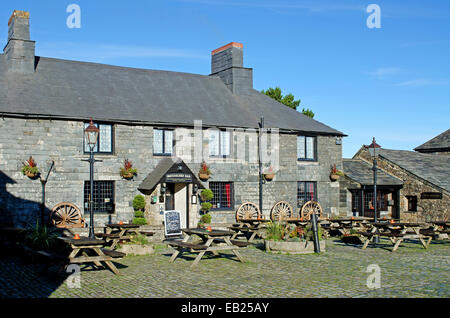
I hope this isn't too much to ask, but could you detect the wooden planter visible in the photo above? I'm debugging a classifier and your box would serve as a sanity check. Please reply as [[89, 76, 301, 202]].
[[198, 172, 210, 181], [264, 173, 275, 181]]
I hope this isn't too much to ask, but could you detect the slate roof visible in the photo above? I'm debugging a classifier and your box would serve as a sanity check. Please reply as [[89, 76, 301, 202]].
[[414, 129, 450, 153], [0, 54, 345, 136], [343, 159, 403, 186], [379, 149, 450, 192]]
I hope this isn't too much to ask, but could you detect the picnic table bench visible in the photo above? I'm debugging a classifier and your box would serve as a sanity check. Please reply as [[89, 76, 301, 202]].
[[229, 219, 270, 243], [98, 223, 154, 249], [357, 222, 434, 252], [166, 228, 247, 268], [57, 237, 124, 275]]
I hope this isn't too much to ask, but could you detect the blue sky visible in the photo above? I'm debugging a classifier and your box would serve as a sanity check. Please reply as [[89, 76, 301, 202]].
[[1, 0, 449, 158]]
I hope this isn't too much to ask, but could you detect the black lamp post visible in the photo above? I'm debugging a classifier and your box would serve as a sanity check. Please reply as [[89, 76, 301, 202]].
[[367, 137, 381, 242], [84, 118, 99, 238]]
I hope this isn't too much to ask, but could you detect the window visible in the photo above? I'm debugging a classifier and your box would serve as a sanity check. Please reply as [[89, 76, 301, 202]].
[[351, 190, 361, 212], [83, 123, 113, 154], [209, 130, 231, 158], [297, 136, 316, 160], [84, 181, 115, 213], [297, 182, 317, 207], [153, 129, 173, 156], [406, 196, 417, 212], [209, 182, 234, 210]]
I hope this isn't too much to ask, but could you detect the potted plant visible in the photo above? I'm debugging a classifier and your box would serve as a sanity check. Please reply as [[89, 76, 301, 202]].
[[264, 222, 326, 254], [132, 195, 147, 225], [197, 212, 212, 229], [263, 166, 275, 181], [330, 164, 344, 181], [21, 156, 39, 179], [120, 159, 138, 179], [117, 233, 154, 256], [198, 161, 211, 181]]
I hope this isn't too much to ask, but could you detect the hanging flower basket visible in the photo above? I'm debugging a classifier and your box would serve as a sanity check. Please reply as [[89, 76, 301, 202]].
[[330, 174, 340, 181], [263, 166, 275, 181], [120, 159, 137, 180], [21, 156, 39, 179], [330, 164, 344, 181], [198, 161, 211, 181]]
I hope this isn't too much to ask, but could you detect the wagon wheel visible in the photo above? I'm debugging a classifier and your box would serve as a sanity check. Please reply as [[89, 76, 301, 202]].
[[50, 202, 85, 229], [300, 201, 323, 221], [270, 201, 293, 221], [236, 202, 261, 221]]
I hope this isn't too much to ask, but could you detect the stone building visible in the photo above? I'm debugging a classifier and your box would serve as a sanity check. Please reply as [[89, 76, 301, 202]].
[[0, 11, 345, 233], [340, 133, 449, 222]]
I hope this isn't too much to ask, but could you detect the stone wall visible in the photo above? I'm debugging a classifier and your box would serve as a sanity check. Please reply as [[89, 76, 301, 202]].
[[0, 117, 343, 229], [356, 148, 449, 222]]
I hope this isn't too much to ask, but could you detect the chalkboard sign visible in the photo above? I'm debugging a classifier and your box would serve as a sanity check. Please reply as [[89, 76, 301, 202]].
[[164, 210, 182, 237]]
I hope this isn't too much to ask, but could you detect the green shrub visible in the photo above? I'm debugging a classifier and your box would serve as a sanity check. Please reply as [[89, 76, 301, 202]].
[[200, 213, 212, 224], [133, 195, 146, 212], [128, 234, 149, 246], [25, 222, 58, 250], [134, 210, 144, 218], [201, 202, 212, 212], [132, 217, 147, 226], [200, 189, 214, 201], [266, 221, 284, 241], [305, 224, 323, 241]]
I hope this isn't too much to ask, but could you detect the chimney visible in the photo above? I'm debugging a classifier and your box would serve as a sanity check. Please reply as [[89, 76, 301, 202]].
[[210, 42, 253, 95], [3, 10, 35, 73]]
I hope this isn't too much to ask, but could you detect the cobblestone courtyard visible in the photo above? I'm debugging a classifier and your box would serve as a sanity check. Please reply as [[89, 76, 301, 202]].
[[1, 239, 449, 298]]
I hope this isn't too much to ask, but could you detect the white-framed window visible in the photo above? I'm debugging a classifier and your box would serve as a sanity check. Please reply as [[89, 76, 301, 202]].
[[209, 130, 231, 158], [297, 136, 316, 161], [153, 129, 173, 156]]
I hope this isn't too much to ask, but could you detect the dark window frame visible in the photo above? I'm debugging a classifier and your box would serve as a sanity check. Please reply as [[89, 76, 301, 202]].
[[84, 180, 115, 214], [209, 182, 234, 211], [83, 122, 114, 155], [153, 128, 174, 156], [297, 181, 318, 208], [297, 135, 317, 161], [406, 195, 418, 212]]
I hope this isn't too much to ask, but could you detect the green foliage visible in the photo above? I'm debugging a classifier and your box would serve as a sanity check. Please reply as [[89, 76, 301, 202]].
[[21, 165, 39, 175], [301, 108, 315, 119], [132, 217, 147, 226], [304, 224, 323, 241], [200, 189, 214, 201], [133, 195, 146, 212], [128, 233, 149, 246], [200, 213, 212, 224], [25, 222, 58, 250], [261, 87, 301, 110], [201, 202, 212, 212], [265, 221, 284, 241], [134, 210, 144, 218]]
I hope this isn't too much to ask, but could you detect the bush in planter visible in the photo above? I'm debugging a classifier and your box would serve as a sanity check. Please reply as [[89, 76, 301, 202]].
[[201, 202, 212, 212], [132, 194, 147, 225], [198, 212, 212, 228], [21, 156, 39, 178], [200, 189, 214, 202], [265, 221, 284, 241], [304, 224, 323, 241], [133, 195, 146, 212], [24, 221, 58, 251]]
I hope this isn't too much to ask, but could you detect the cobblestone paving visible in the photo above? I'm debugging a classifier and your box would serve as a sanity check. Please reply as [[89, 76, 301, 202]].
[[0, 239, 449, 298]]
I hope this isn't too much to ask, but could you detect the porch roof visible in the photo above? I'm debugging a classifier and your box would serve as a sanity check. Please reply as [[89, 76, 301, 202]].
[[343, 159, 404, 186]]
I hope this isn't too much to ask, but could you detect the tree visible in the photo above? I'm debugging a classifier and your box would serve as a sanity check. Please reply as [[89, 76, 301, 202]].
[[261, 86, 314, 118]]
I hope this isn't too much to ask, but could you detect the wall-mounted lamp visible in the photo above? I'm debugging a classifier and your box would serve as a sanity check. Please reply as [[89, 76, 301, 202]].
[[335, 137, 342, 145], [160, 184, 166, 195], [177, 165, 183, 171], [191, 195, 198, 205]]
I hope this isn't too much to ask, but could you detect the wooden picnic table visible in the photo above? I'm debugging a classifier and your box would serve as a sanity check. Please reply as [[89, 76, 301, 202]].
[[166, 228, 247, 268], [57, 237, 124, 275], [430, 221, 450, 234], [96, 223, 141, 249], [323, 217, 372, 235], [229, 218, 271, 242], [358, 222, 434, 252]]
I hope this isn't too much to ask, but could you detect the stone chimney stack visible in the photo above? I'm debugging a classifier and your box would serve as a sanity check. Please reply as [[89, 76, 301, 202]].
[[3, 10, 35, 73], [210, 42, 253, 95]]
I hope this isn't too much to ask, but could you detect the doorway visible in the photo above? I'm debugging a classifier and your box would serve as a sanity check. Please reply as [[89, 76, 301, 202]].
[[164, 183, 189, 228]]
